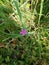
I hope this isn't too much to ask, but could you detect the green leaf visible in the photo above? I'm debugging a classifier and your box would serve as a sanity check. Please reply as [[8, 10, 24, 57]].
[[14, 0, 22, 22]]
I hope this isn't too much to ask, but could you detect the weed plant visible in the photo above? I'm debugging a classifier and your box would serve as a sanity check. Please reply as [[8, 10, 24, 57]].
[[0, 0, 49, 65]]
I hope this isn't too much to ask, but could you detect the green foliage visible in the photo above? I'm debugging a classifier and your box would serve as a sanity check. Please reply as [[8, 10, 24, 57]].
[[0, 0, 49, 65], [14, 0, 22, 22]]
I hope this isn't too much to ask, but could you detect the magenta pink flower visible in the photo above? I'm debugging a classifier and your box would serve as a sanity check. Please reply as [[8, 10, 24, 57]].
[[20, 29, 27, 36]]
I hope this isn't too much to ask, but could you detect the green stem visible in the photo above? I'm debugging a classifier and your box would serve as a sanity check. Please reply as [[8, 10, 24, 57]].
[[38, 0, 44, 59], [38, 0, 44, 26]]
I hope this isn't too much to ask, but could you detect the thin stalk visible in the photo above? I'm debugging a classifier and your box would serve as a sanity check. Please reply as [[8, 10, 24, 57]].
[[11, 0, 26, 28], [38, 0, 44, 26], [38, 0, 44, 59], [20, 0, 29, 8]]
